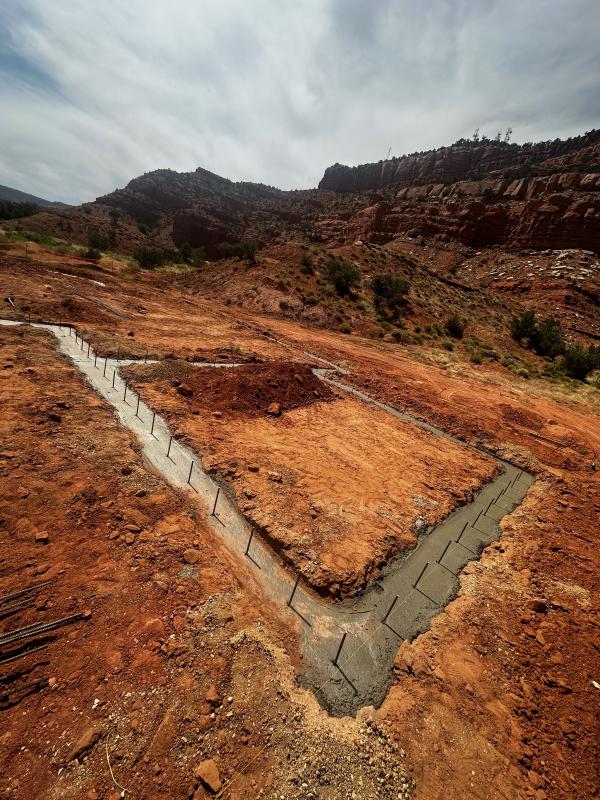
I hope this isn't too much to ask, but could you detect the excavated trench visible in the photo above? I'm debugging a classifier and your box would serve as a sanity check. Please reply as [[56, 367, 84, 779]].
[[1, 319, 533, 716]]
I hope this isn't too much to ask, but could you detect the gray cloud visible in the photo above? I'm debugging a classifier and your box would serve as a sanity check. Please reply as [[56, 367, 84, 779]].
[[1, 0, 598, 204]]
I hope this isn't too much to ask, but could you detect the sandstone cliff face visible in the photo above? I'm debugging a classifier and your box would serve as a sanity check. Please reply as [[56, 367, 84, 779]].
[[318, 131, 600, 192], [315, 178, 600, 253]]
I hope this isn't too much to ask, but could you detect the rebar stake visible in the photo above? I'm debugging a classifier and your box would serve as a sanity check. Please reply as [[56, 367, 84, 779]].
[[94, 353, 98, 368], [87, 343, 90, 358], [187, 461, 198, 492], [112, 369, 116, 390], [166, 436, 174, 461], [103, 357, 108, 377], [332, 631, 347, 666], [288, 574, 300, 608], [436, 540, 459, 576], [150, 412, 156, 438], [123, 383, 127, 403], [244, 529, 262, 570], [134, 395, 141, 419], [211, 486, 220, 516], [413, 561, 429, 590]]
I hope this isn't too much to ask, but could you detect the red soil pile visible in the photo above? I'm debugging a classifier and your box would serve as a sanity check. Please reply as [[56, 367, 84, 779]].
[[129, 360, 335, 417]]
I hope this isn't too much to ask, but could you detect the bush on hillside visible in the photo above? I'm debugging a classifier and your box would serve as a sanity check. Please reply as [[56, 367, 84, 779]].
[[326, 259, 360, 296], [370, 273, 409, 318], [445, 313, 466, 339], [511, 310, 565, 358], [134, 246, 166, 269], [562, 343, 600, 381], [216, 239, 258, 263]]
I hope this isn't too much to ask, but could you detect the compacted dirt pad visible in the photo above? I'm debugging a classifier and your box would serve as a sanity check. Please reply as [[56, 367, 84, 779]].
[[124, 362, 498, 596]]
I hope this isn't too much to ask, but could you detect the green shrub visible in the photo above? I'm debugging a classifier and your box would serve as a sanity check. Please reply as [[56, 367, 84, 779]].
[[392, 328, 412, 344], [442, 339, 455, 351], [300, 253, 314, 274], [305, 293, 318, 306], [470, 351, 483, 364], [87, 229, 109, 251], [511, 310, 565, 358], [216, 240, 258, 263], [516, 368, 530, 379], [511, 309, 536, 342], [134, 246, 166, 269], [445, 313, 466, 339], [84, 247, 101, 260], [326, 259, 360, 296], [371, 273, 410, 318], [179, 242, 193, 262], [562, 343, 600, 381], [339, 321, 353, 334]]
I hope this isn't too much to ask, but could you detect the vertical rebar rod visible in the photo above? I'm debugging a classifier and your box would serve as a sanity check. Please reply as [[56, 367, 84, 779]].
[[135, 395, 141, 419], [288, 574, 300, 608], [332, 632, 347, 666], [166, 436, 173, 461], [211, 486, 220, 516], [103, 357, 107, 377], [112, 369, 116, 389], [123, 383, 127, 403], [150, 412, 156, 438], [413, 561, 429, 590]]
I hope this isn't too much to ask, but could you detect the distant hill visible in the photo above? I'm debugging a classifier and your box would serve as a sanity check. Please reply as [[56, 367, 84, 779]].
[[0, 184, 69, 208]]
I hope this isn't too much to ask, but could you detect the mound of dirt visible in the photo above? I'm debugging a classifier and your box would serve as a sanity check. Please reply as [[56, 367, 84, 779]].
[[129, 360, 335, 417]]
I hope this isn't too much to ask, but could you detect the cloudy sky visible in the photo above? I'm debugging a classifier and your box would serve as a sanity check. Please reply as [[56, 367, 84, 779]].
[[1, 0, 599, 204]]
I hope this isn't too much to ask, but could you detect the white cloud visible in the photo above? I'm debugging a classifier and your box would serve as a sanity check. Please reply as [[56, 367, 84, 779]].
[[1, 0, 598, 204]]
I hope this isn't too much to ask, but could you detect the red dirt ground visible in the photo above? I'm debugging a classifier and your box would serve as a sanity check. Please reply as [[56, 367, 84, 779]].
[[1, 248, 599, 799]]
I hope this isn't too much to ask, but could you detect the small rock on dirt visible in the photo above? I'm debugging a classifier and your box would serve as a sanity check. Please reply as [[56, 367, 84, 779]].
[[183, 549, 201, 564], [35, 531, 49, 544], [206, 685, 220, 705], [194, 758, 222, 793], [67, 724, 103, 762], [176, 383, 193, 398], [266, 402, 281, 416]]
